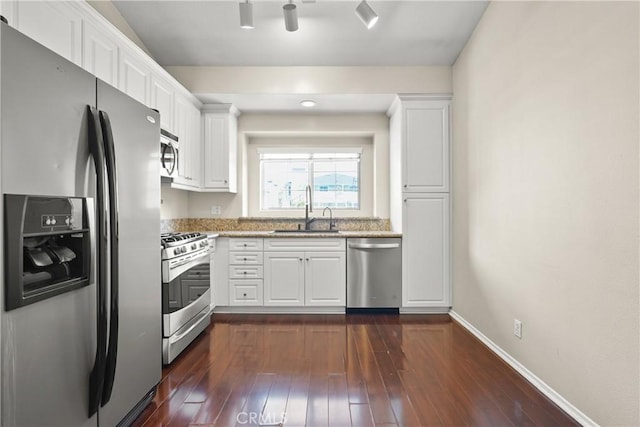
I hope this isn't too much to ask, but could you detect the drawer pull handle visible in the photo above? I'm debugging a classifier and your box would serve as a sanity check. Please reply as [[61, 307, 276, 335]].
[[243, 293, 247, 297], [243, 271, 247, 275], [243, 257, 247, 261]]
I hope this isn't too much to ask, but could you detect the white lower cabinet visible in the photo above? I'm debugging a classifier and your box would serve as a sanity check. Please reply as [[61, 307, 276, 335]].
[[263, 239, 346, 308], [228, 238, 264, 306], [402, 194, 450, 308], [305, 252, 346, 306], [230, 280, 263, 306], [263, 252, 305, 306]]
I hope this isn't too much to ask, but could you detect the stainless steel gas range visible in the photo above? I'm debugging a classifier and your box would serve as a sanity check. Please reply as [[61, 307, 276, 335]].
[[160, 232, 211, 364]]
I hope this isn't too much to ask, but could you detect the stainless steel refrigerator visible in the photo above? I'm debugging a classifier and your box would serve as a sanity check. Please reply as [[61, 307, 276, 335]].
[[0, 21, 161, 426]]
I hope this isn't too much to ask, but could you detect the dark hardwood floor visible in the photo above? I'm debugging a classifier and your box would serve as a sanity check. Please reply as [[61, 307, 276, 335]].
[[133, 314, 579, 427]]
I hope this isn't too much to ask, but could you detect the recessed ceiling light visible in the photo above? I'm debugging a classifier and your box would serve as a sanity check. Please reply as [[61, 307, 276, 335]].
[[300, 100, 316, 108]]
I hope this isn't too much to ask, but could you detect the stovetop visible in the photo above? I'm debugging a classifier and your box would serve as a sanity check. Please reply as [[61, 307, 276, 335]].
[[161, 232, 210, 261], [161, 232, 206, 248]]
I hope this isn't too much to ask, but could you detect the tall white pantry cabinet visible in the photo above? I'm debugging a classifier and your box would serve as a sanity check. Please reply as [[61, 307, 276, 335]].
[[388, 96, 451, 311]]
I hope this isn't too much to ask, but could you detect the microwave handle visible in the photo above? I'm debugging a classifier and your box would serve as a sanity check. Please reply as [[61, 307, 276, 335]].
[[161, 142, 177, 175]]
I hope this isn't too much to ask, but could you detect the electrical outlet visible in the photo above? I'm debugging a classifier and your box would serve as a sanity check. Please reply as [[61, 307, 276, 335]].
[[210, 205, 221, 215], [514, 319, 523, 339]]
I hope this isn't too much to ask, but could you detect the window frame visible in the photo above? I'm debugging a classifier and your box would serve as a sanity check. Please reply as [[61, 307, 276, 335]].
[[258, 148, 362, 212]]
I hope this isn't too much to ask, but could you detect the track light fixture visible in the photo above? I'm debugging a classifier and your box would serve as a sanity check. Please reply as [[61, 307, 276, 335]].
[[283, 1, 299, 32], [237, 0, 380, 32], [239, 0, 254, 29], [355, 0, 378, 29]]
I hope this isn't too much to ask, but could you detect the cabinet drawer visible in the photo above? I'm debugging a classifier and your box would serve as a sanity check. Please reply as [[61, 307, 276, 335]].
[[229, 265, 264, 279], [229, 252, 263, 265], [230, 280, 263, 306], [263, 238, 345, 252], [229, 238, 263, 251]]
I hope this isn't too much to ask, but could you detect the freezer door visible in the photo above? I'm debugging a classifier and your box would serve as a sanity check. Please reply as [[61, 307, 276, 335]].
[[95, 81, 161, 427], [0, 24, 97, 427]]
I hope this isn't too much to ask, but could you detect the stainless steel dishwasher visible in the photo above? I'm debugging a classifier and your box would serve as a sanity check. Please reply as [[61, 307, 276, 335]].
[[347, 238, 402, 308]]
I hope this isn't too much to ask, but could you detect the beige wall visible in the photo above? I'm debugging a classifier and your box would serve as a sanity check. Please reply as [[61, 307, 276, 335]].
[[86, 0, 153, 57], [188, 113, 389, 218], [160, 184, 189, 219], [452, 2, 639, 425], [165, 66, 451, 95]]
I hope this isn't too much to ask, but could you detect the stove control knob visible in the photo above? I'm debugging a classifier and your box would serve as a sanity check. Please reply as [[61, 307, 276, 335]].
[[174, 248, 180, 255], [181, 247, 187, 253], [191, 243, 197, 250]]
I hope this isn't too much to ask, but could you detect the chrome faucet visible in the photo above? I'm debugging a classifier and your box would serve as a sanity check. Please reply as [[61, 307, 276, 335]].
[[304, 185, 315, 230], [323, 207, 336, 230]]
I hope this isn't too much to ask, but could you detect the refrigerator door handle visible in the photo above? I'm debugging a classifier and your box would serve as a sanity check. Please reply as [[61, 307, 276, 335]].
[[87, 106, 108, 417], [99, 110, 120, 406]]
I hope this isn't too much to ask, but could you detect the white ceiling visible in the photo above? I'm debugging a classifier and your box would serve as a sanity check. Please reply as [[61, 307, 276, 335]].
[[112, 0, 488, 112]]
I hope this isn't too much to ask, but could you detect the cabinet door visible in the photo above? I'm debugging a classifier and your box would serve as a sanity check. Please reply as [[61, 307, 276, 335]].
[[188, 103, 202, 187], [202, 112, 237, 192], [150, 74, 175, 133], [403, 101, 450, 192], [305, 252, 346, 306], [173, 96, 192, 183], [82, 21, 118, 86], [118, 48, 151, 106], [16, 0, 82, 66], [263, 252, 305, 306], [402, 194, 450, 307]]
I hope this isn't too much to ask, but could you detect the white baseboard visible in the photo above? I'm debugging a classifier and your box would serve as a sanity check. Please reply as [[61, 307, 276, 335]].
[[449, 310, 598, 427]]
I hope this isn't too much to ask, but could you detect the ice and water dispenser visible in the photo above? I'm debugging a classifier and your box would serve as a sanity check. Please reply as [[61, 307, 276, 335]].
[[4, 195, 91, 310]]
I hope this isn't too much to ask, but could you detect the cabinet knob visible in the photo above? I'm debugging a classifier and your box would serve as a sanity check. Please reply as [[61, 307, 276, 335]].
[[306, 258, 309, 261], [243, 257, 247, 261], [299, 258, 303, 261], [404, 199, 407, 203], [224, 180, 228, 183], [243, 271, 247, 275], [243, 243, 247, 247], [403, 184, 407, 188], [243, 293, 247, 297]]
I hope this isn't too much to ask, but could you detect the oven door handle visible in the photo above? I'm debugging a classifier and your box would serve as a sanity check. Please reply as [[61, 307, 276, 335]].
[[87, 106, 108, 418], [164, 252, 210, 283]]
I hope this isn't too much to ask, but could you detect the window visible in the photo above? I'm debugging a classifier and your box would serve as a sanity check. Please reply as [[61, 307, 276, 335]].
[[260, 150, 361, 210]]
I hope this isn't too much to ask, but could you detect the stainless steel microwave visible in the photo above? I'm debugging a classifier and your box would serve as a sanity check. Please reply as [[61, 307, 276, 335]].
[[160, 129, 179, 178]]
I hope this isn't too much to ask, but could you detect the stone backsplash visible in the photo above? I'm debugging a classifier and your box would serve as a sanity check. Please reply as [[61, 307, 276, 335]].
[[161, 217, 391, 233]]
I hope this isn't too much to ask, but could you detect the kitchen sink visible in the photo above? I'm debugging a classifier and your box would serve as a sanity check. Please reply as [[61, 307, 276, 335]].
[[270, 229, 341, 233]]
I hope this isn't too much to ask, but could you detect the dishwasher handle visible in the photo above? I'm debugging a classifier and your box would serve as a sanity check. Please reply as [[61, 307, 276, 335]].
[[348, 243, 400, 249]]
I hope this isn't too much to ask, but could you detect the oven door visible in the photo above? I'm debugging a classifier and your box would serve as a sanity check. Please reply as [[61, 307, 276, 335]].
[[162, 253, 210, 337]]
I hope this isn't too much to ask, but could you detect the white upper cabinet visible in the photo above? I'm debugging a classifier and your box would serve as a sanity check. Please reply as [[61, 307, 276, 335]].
[[202, 105, 239, 193], [82, 20, 118, 86], [14, 0, 82, 66], [118, 48, 151, 106], [390, 97, 450, 193], [150, 74, 175, 133], [173, 95, 201, 189]]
